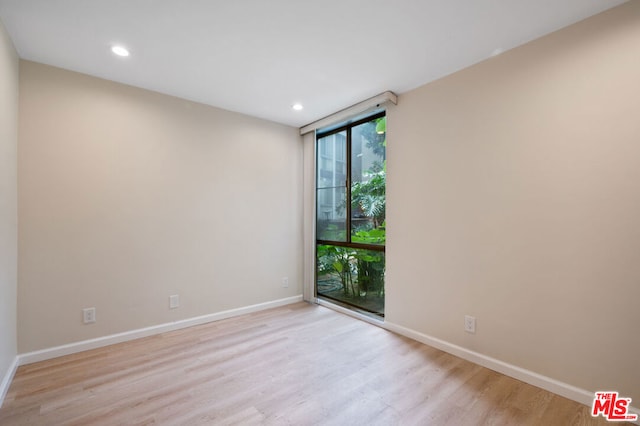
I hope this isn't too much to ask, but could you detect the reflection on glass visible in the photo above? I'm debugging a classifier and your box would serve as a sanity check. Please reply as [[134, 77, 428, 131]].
[[316, 187, 346, 241], [317, 131, 346, 189], [317, 131, 347, 242]]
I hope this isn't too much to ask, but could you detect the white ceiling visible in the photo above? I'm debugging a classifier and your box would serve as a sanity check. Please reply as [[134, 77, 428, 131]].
[[0, 0, 627, 127]]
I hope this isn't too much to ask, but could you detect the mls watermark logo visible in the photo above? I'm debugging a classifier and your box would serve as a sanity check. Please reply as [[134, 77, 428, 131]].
[[591, 391, 638, 422]]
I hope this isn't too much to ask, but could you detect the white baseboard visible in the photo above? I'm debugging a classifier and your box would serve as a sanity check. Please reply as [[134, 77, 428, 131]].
[[18, 295, 303, 366], [0, 356, 18, 409], [383, 321, 639, 424]]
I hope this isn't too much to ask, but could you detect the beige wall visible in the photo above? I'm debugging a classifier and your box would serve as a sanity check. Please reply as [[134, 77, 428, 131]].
[[18, 61, 303, 352], [386, 2, 640, 401], [13, 0, 640, 405], [0, 19, 18, 387]]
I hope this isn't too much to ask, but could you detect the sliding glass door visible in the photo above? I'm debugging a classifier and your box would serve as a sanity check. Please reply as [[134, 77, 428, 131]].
[[316, 112, 386, 316]]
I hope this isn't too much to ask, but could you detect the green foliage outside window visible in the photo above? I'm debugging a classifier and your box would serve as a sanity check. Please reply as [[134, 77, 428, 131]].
[[317, 116, 386, 314]]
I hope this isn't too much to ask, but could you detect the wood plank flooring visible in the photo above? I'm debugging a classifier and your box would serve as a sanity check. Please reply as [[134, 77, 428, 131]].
[[0, 302, 622, 425]]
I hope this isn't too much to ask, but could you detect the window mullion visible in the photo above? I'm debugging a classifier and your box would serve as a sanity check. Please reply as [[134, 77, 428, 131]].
[[346, 127, 352, 244]]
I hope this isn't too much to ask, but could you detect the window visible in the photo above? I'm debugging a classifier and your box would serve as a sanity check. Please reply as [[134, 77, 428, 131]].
[[315, 112, 386, 316]]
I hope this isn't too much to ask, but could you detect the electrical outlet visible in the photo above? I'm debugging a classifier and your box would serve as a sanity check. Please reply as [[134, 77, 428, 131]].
[[464, 315, 476, 334], [282, 277, 289, 288], [169, 295, 179, 309], [83, 307, 96, 324]]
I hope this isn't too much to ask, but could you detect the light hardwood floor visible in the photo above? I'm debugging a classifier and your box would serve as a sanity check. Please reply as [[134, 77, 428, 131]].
[[0, 302, 622, 425]]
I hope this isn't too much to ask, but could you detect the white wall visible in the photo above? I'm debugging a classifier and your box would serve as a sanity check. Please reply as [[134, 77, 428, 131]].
[[18, 61, 303, 353], [0, 18, 18, 399], [386, 2, 640, 402]]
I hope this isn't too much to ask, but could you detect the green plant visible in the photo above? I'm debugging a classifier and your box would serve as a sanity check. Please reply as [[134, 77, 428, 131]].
[[352, 223, 385, 245], [353, 249, 385, 297], [317, 244, 385, 299], [317, 245, 356, 296], [351, 172, 385, 229]]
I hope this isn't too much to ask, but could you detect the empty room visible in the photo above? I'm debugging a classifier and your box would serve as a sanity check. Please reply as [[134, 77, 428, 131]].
[[0, 0, 639, 424]]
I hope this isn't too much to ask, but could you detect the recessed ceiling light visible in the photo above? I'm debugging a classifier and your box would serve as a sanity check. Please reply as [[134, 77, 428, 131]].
[[111, 45, 130, 57], [292, 103, 303, 111]]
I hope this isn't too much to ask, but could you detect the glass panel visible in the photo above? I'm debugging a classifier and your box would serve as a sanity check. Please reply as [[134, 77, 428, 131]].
[[316, 244, 385, 316], [317, 131, 346, 189], [316, 187, 346, 241], [350, 117, 386, 244], [317, 131, 347, 242]]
